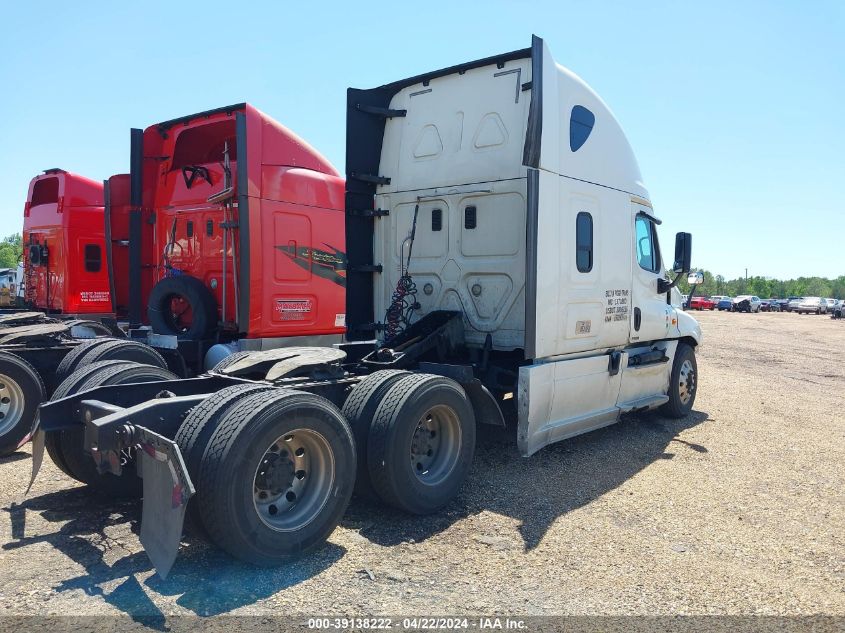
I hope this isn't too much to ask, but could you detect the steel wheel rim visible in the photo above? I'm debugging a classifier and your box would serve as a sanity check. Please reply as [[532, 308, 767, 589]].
[[0, 373, 26, 437], [252, 428, 335, 532], [166, 294, 194, 334], [410, 404, 462, 486], [678, 359, 696, 405]]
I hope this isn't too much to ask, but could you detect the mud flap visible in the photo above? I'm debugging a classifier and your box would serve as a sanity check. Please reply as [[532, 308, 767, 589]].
[[25, 428, 45, 496], [135, 427, 195, 579]]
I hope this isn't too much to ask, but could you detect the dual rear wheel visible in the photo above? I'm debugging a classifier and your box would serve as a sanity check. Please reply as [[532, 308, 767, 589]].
[[173, 371, 476, 563], [363, 373, 476, 514], [176, 386, 356, 563]]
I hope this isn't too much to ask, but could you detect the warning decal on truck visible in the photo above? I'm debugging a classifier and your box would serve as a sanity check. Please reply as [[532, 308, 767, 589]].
[[80, 291, 110, 303], [275, 298, 313, 321], [604, 289, 629, 323]]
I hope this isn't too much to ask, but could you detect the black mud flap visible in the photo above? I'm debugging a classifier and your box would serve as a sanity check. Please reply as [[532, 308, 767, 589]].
[[135, 427, 195, 579]]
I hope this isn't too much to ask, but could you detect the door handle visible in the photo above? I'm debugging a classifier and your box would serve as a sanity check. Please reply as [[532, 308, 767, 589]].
[[634, 307, 642, 331]]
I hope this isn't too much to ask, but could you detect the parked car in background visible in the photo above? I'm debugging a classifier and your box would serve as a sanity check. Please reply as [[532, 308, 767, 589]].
[[793, 297, 827, 315], [761, 299, 781, 312], [786, 297, 804, 312], [689, 296, 716, 310], [717, 297, 734, 311], [825, 298, 837, 313], [733, 295, 762, 313], [832, 301, 844, 319], [711, 295, 729, 304]]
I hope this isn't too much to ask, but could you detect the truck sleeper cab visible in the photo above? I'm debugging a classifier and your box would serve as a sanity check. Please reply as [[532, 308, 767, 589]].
[[22, 170, 112, 316], [111, 104, 347, 367], [347, 35, 701, 455], [35, 36, 700, 577]]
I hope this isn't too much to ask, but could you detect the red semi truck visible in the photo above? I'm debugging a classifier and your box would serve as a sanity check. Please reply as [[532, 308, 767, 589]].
[[110, 103, 347, 361], [22, 170, 113, 316]]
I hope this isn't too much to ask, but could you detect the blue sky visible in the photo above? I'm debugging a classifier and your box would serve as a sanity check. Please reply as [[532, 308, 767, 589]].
[[1, 1, 842, 280]]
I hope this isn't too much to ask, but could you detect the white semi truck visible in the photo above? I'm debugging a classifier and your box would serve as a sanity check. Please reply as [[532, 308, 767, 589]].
[[34, 36, 701, 577]]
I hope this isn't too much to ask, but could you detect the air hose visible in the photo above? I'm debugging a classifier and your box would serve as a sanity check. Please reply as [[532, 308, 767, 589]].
[[383, 202, 421, 343]]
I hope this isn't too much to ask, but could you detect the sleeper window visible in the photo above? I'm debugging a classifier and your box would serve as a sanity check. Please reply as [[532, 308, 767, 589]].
[[84, 244, 102, 273], [576, 212, 593, 272]]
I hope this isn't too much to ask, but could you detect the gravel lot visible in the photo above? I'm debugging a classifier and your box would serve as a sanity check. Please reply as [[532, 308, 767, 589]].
[[1, 310, 843, 618]]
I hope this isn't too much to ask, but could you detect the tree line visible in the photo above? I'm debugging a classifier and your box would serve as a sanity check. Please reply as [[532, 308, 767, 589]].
[[0, 233, 21, 270], [677, 269, 845, 300]]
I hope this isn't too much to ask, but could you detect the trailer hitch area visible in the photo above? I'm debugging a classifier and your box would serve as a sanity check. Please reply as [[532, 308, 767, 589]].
[[25, 398, 126, 494]]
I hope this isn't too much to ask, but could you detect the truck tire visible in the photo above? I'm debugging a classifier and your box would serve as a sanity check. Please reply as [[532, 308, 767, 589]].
[[195, 389, 355, 564], [67, 320, 115, 339], [45, 361, 178, 496], [367, 374, 476, 515], [76, 339, 167, 373], [341, 370, 410, 497], [661, 343, 698, 419], [148, 276, 218, 340], [0, 351, 45, 456], [175, 383, 280, 530], [211, 351, 252, 373], [55, 337, 117, 384], [46, 360, 135, 479]]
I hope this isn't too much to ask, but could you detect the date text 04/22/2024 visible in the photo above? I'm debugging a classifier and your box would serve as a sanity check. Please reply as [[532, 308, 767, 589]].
[[307, 617, 527, 630]]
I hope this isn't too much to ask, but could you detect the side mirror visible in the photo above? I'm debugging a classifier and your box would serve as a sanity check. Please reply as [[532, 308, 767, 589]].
[[687, 271, 704, 285], [673, 232, 692, 273]]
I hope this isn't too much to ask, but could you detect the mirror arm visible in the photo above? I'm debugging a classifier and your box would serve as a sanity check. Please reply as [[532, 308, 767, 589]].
[[658, 272, 684, 295]]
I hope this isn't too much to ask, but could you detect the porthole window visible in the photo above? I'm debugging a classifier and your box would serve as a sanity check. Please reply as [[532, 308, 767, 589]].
[[570, 105, 595, 152]]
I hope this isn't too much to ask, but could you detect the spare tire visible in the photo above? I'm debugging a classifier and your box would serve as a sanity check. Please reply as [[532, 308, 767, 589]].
[[148, 275, 218, 340]]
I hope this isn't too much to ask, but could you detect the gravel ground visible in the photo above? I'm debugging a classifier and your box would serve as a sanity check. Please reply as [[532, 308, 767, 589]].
[[0, 310, 843, 618]]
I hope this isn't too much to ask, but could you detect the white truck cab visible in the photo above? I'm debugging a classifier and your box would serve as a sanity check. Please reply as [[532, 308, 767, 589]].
[[347, 35, 701, 456]]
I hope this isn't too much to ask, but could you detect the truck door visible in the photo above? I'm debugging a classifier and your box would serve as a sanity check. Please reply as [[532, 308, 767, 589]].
[[629, 205, 673, 343]]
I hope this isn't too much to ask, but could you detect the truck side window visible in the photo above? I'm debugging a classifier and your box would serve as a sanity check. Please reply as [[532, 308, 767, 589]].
[[84, 244, 102, 273], [576, 212, 593, 272], [635, 216, 660, 273]]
